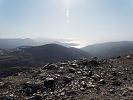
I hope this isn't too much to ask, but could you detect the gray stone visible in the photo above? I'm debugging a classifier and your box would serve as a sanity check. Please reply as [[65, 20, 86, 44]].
[[0, 96, 12, 100], [122, 91, 128, 97], [68, 67, 76, 73], [44, 78, 55, 92], [27, 95, 43, 100], [111, 80, 122, 86], [21, 82, 39, 96], [63, 76, 73, 84], [43, 64, 58, 70], [109, 89, 115, 94], [98, 79, 106, 84]]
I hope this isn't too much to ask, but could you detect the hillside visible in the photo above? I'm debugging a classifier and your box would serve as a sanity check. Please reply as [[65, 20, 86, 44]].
[[0, 38, 79, 50], [0, 55, 133, 99], [0, 44, 90, 78], [22, 44, 90, 63], [82, 41, 133, 58]]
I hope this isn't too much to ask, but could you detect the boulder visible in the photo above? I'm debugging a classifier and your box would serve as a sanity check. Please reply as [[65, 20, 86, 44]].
[[0, 96, 12, 100], [88, 60, 99, 66], [98, 79, 106, 84], [21, 82, 39, 96], [43, 64, 58, 70], [127, 87, 133, 92], [109, 89, 115, 94], [122, 91, 128, 97], [68, 67, 76, 73], [63, 76, 73, 84], [111, 80, 122, 86], [27, 95, 43, 100], [126, 55, 131, 59], [44, 78, 55, 92]]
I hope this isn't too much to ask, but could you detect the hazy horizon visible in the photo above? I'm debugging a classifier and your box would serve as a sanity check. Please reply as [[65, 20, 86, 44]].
[[0, 0, 133, 47]]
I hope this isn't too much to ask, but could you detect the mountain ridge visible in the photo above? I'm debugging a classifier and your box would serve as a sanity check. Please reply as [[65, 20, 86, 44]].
[[21, 43, 91, 63], [81, 41, 133, 58]]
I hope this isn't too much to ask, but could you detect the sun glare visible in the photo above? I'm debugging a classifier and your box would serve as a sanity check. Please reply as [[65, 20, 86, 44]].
[[64, 0, 70, 24]]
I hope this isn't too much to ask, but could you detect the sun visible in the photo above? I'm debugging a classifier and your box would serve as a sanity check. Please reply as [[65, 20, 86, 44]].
[[64, 0, 70, 24]]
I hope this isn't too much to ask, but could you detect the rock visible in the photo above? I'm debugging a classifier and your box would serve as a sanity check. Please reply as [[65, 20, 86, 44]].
[[127, 87, 133, 92], [0, 82, 6, 88], [59, 67, 64, 70], [126, 55, 131, 59], [1, 55, 133, 99], [123, 77, 127, 80], [77, 71, 82, 74], [60, 63, 67, 66], [86, 71, 94, 77], [39, 73, 46, 78], [83, 66, 88, 71], [54, 74, 60, 77], [80, 76, 87, 80], [92, 74, 101, 81], [80, 87, 85, 92], [27, 95, 43, 100], [111, 72, 117, 76], [96, 87, 101, 93], [68, 67, 76, 73], [44, 78, 55, 92], [109, 89, 115, 94], [42, 63, 49, 70], [71, 63, 77, 67], [43, 64, 58, 70], [122, 91, 128, 96], [0, 96, 12, 100], [111, 80, 122, 86], [87, 82, 96, 88], [21, 82, 39, 96], [112, 68, 117, 71], [81, 81, 87, 88], [60, 92, 65, 96], [63, 76, 73, 84], [98, 79, 106, 84], [66, 90, 77, 96], [117, 56, 121, 59], [79, 59, 88, 66], [89, 59, 99, 66], [9, 94, 14, 97]]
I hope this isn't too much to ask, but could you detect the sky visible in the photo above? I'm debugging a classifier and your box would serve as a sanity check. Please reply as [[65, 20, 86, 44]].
[[0, 0, 133, 47]]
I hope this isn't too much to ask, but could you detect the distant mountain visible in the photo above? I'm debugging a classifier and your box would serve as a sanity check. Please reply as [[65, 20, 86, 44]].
[[34, 37, 79, 47], [51, 41, 79, 47], [21, 44, 90, 63], [0, 38, 79, 50], [0, 44, 90, 77], [81, 41, 133, 58], [0, 44, 90, 68], [0, 38, 39, 50]]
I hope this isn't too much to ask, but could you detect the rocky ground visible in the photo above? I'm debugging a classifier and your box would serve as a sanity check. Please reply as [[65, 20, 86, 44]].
[[0, 55, 133, 100]]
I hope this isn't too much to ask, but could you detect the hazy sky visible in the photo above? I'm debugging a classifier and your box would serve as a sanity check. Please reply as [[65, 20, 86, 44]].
[[0, 0, 133, 47]]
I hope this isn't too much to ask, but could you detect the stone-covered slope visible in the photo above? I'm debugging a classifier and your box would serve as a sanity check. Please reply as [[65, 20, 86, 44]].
[[0, 55, 133, 100]]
